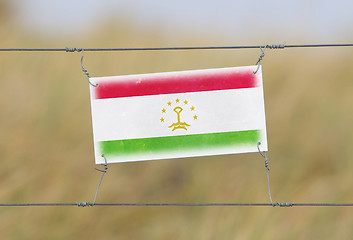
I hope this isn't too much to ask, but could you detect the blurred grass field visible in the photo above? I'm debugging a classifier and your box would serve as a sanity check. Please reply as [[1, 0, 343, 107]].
[[1, 9, 353, 240]]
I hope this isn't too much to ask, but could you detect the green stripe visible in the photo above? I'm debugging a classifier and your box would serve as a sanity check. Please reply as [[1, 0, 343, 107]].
[[99, 130, 260, 157]]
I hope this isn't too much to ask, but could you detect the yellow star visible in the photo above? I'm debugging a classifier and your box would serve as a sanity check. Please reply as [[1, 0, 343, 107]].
[[193, 115, 198, 120], [190, 106, 195, 111], [160, 117, 165, 122], [175, 98, 180, 103], [162, 108, 166, 113], [184, 100, 188, 105], [167, 101, 172, 106]]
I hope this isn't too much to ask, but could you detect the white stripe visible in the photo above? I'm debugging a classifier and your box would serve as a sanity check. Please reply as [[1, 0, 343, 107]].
[[91, 87, 266, 142]]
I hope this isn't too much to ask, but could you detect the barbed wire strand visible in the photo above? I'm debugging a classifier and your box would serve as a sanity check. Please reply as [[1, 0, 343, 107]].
[[0, 43, 352, 52], [0, 203, 353, 207]]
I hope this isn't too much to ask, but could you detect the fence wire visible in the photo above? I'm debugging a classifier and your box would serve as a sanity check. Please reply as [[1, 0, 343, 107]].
[[1, 202, 353, 207], [0, 43, 352, 52], [1, 42, 353, 207]]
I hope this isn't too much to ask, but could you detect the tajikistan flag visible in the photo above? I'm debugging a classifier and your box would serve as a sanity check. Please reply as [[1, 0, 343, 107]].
[[90, 66, 267, 164]]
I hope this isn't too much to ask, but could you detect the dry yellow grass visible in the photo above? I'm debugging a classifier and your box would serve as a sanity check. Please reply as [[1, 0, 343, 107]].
[[1, 16, 353, 240]]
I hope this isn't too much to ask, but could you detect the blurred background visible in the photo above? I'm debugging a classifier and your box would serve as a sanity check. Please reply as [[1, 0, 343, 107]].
[[1, 0, 353, 239]]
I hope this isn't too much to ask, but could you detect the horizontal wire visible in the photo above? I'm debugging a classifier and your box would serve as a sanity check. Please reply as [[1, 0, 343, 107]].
[[0, 203, 77, 206], [0, 43, 353, 52], [93, 203, 272, 206], [1, 202, 353, 207]]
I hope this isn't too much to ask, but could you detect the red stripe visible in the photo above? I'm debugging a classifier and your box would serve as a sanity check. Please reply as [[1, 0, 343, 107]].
[[94, 69, 257, 99]]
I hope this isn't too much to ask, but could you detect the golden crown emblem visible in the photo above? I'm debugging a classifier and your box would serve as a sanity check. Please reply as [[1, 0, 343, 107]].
[[160, 98, 198, 131]]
